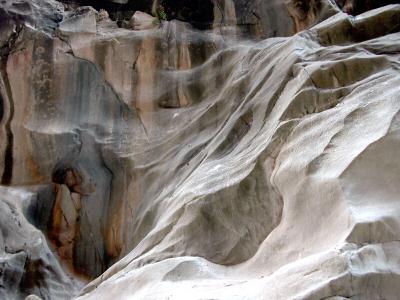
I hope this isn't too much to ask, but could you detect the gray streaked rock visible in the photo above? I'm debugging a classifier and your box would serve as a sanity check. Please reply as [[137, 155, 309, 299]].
[[0, 1, 400, 300], [58, 6, 97, 34], [0, 186, 82, 300]]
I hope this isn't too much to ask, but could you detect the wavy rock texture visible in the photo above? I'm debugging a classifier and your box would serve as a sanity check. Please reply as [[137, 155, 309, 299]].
[[1, 0, 400, 299]]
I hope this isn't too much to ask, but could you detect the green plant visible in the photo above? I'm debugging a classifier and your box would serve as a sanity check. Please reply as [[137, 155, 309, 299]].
[[157, 5, 167, 21]]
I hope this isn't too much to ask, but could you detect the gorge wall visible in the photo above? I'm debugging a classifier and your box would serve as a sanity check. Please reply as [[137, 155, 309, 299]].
[[1, 0, 400, 299]]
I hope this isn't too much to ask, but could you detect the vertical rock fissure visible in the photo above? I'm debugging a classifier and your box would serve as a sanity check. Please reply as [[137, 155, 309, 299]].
[[0, 61, 15, 185], [0, 25, 22, 184], [101, 161, 116, 269], [0, 91, 4, 123]]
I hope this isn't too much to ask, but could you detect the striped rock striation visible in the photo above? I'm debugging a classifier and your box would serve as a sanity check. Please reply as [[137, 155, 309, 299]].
[[0, 0, 400, 299]]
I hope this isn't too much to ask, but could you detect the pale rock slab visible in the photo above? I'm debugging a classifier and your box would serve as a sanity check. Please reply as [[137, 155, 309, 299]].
[[130, 11, 159, 31], [58, 7, 97, 34]]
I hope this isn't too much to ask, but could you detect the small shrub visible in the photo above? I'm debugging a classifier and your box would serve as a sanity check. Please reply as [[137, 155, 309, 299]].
[[157, 5, 167, 21]]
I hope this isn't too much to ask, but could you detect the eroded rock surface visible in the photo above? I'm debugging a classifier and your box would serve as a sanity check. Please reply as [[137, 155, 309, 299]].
[[1, 0, 400, 299]]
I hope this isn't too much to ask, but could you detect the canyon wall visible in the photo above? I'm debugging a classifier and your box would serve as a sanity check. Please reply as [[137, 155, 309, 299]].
[[1, 0, 400, 299]]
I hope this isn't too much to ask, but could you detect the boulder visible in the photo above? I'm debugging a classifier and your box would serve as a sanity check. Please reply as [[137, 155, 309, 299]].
[[129, 11, 159, 30]]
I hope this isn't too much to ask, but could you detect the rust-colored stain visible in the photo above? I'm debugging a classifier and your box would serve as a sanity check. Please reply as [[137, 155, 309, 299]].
[[48, 184, 89, 280], [104, 214, 123, 260], [26, 157, 46, 183]]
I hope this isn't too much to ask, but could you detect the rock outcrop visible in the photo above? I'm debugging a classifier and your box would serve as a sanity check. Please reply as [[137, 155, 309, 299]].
[[129, 11, 158, 30], [1, 0, 400, 299]]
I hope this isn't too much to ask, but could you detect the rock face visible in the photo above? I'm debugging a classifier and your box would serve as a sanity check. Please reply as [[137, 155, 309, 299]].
[[0, 187, 82, 299], [129, 11, 158, 30], [1, 0, 400, 299]]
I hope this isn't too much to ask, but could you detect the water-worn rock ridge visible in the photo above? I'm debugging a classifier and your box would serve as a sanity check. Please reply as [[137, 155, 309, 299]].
[[0, 0, 400, 299]]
